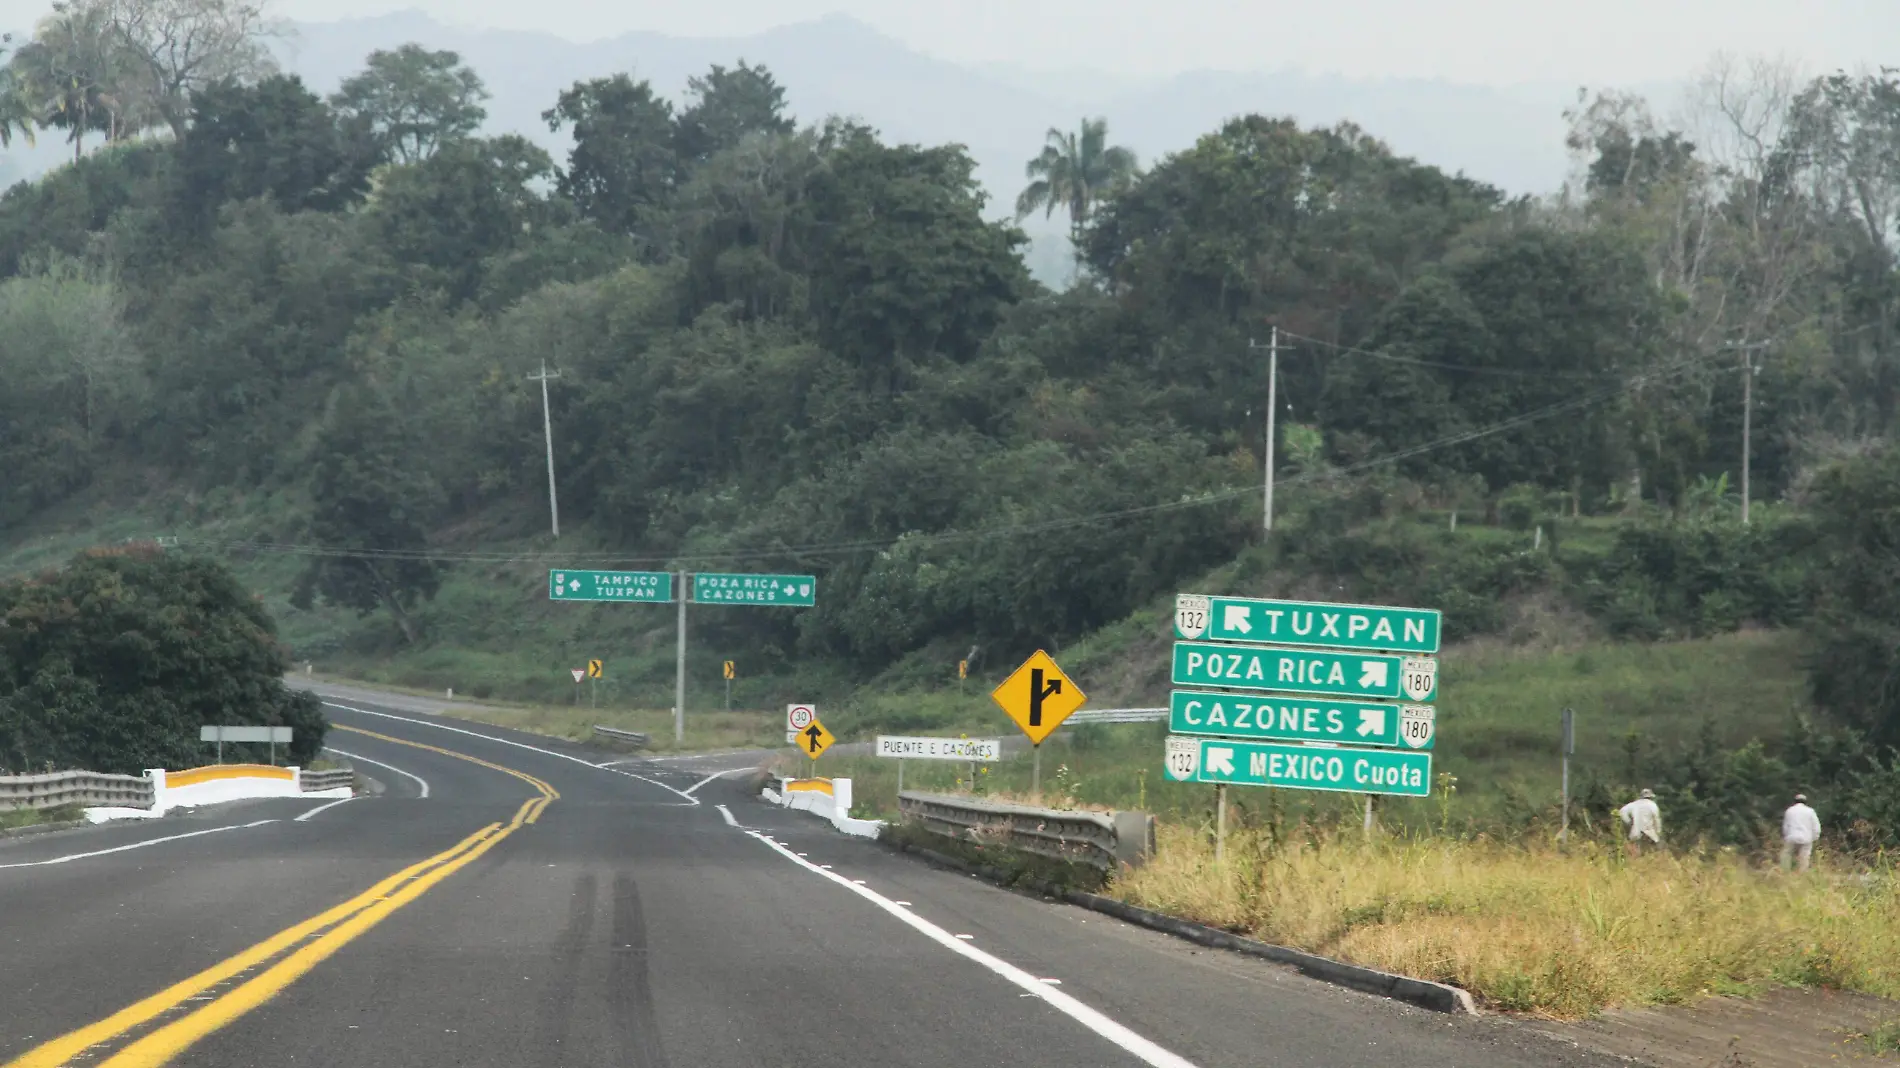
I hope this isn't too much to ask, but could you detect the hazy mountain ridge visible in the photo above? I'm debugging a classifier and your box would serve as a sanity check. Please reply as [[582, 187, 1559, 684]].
[[3, 9, 1606, 277]]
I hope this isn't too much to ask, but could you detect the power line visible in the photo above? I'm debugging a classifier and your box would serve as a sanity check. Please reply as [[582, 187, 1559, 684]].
[[1275, 328, 1629, 381], [165, 353, 1708, 570]]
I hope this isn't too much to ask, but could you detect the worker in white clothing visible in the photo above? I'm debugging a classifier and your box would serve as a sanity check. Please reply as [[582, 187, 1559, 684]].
[[1619, 788, 1662, 856], [1781, 794, 1822, 872]]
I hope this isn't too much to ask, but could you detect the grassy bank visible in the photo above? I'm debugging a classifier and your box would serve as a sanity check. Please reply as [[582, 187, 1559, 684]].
[[804, 629, 1813, 829], [0, 803, 83, 831], [1115, 824, 1900, 1018]]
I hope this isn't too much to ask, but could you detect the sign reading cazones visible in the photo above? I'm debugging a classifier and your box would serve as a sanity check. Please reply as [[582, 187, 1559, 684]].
[[875, 736, 1002, 762]]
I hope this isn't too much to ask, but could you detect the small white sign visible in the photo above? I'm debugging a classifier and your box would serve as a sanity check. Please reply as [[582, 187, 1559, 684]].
[[875, 736, 1001, 762], [785, 730, 799, 745], [571, 668, 585, 682], [1175, 594, 1211, 640], [786, 704, 815, 732], [1164, 735, 1199, 782], [1400, 705, 1435, 749], [1400, 657, 1438, 702]]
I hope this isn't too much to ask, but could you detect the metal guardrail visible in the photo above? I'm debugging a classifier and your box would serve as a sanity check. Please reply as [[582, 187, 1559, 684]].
[[898, 791, 1155, 870], [592, 725, 651, 750], [0, 771, 155, 810], [300, 768, 356, 792], [1064, 708, 1167, 725]]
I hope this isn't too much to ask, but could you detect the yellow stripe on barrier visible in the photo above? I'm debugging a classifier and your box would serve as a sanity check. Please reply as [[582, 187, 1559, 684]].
[[785, 778, 833, 796], [164, 765, 295, 788]]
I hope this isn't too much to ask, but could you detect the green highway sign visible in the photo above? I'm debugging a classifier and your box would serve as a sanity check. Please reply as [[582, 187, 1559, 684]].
[[1170, 690, 1434, 750], [549, 569, 674, 603], [1172, 641, 1438, 703], [1175, 593, 1440, 654], [1178, 736, 1432, 797], [691, 572, 816, 607]]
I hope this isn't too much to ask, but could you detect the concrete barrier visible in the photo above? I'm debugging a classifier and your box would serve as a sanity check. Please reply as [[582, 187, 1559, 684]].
[[763, 777, 885, 838], [85, 764, 350, 822]]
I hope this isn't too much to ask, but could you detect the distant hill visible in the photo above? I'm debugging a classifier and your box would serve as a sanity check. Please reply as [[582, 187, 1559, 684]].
[[2, 10, 1605, 281]]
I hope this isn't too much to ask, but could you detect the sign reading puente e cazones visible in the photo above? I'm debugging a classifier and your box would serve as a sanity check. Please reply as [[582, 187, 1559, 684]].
[[1175, 594, 1440, 654]]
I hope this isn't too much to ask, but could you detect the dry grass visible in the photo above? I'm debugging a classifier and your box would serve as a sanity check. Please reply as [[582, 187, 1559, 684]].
[[1114, 822, 1900, 1018]]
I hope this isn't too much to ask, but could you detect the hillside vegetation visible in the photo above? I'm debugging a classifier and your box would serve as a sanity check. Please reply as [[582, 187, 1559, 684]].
[[6, 31, 1900, 839]]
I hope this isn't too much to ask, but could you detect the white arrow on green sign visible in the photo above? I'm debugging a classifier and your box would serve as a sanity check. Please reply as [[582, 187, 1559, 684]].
[[1189, 736, 1432, 797], [1175, 593, 1440, 654], [549, 569, 674, 603], [1170, 690, 1434, 750], [1172, 641, 1438, 703], [691, 572, 816, 607]]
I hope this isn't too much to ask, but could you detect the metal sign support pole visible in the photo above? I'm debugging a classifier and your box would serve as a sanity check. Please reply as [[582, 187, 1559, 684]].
[[675, 571, 688, 744], [1561, 707, 1575, 846], [1215, 784, 1227, 862], [896, 759, 905, 798], [1363, 795, 1374, 838], [1031, 744, 1042, 798]]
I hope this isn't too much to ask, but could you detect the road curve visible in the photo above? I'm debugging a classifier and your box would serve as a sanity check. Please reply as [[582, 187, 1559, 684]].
[[0, 696, 1624, 1068]]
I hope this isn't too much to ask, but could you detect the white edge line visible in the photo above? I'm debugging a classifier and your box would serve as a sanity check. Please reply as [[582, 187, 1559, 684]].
[[684, 768, 752, 795], [0, 821, 276, 869], [742, 830, 1201, 1068], [321, 702, 699, 805], [324, 746, 430, 799], [715, 804, 740, 828], [293, 797, 356, 822]]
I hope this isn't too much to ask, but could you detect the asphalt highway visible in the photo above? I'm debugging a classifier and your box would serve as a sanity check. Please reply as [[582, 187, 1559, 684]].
[[0, 696, 1630, 1068]]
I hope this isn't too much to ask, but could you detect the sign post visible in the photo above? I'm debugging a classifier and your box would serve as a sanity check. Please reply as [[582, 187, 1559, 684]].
[[571, 667, 584, 704], [200, 726, 292, 766], [675, 571, 687, 743], [1561, 707, 1575, 846], [991, 651, 1085, 799], [723, 660, 735, 711]]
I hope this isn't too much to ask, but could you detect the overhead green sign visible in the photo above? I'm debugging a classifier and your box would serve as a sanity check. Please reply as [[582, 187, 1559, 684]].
[[1175, 593, 1440, 654], [1172, 641, 1438, 703], [1170, 690, 1434, 750], [549, 569, 674, 603], [691, 572, 816, 607], [1177, 736, 1432, 797]]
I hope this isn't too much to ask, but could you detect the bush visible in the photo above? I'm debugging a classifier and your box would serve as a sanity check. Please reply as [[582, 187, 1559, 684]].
[[0, 547, 324, 773]]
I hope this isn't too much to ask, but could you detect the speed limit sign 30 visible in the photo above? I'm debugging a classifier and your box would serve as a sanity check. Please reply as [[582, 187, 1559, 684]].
[[786, 704, 815, 731]]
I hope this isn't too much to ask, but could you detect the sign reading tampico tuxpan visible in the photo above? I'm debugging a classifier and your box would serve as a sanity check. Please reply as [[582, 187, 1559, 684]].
[[1175, 594, 1440, 654]]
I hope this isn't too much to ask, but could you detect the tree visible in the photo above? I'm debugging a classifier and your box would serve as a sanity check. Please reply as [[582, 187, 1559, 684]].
[[292, 383, 443, 645], [0, 546, 325, 774], [674, 60, 792, 169], [543, 72, 676, 242], [806, 127, 1032, 391], [329, 43, 487, 164], [1014, 117, 1137, 232], [167, 74, 375, 233], [1807, 444, 1900, 746], [8, 5, 133, 161], [0, 33, 40, 148], [368, 133, 554, 302], [92, 0, 281, 140]]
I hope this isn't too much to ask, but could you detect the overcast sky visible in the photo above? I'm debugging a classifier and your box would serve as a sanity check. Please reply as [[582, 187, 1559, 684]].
[[4, 0, 1893, 85]]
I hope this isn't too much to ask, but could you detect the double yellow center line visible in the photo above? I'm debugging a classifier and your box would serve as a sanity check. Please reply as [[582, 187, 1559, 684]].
[[5, 725, 558, 1068]]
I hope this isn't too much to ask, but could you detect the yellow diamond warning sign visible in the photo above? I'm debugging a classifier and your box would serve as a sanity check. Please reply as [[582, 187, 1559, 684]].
[[795, 716, 835, 760], [991, 650, 1086, 746]]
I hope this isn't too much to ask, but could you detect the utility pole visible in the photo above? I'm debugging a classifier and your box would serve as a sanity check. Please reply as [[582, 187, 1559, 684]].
[[1719, 340, 1770, 525], [1250, 327, 1281, 533], [674, 570, 688, 744], [526, 361, 562, 538]]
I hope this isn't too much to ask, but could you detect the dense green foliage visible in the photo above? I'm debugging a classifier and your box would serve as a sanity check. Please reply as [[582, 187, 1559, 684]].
[[0, 548, 324, 773], [4, 46, 1900, 728]]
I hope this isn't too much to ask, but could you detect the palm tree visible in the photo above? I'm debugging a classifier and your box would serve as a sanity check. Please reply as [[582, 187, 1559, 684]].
[[1014, 117, 1138, 233], [9, 7, 151, 162], [0, 33, 38, 149]]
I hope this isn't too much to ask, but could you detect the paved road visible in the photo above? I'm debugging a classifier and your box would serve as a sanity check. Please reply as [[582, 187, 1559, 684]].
[[0, 695, 1627, 1068]]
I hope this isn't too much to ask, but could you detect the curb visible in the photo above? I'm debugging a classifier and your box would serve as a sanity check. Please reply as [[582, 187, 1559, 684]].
[[883, 837, 1478, 1016], [0, 819, 87, 840]]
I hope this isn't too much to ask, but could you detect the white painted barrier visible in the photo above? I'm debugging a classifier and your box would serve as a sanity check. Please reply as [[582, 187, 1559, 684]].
[[86, 765, 351, 823], [764, 777, 885, 839]]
